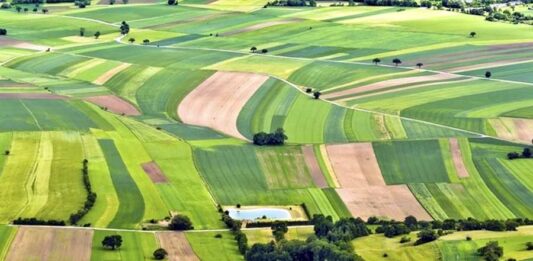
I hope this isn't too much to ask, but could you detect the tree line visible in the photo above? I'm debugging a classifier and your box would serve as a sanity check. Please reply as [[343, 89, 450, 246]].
[[69, 159, 97, 225]]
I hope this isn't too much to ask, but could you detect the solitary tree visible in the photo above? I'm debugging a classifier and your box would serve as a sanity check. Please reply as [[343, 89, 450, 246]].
[[102, 235, 122, 250], [470, 31, 476, 38], [372, 58, 381, 65], [250, 46, 257, 53], [168, 0, 177, 5], [271, 221, 288, 242], [485, 71, 492, 78], [94, 31, 101, 39], [16, 6, 21, 12], [313, 91, 321, 99], [143, 39, 150, 45], [4, 150, 10, 156], [32, 7, 37, 13], [416, 62, 424, 69], [169, 214, 193, 230], [261, 49, 268, 54], [153, 248, 168, 260], [109, 0, 115, 4], [0, 28, 6, 36], [79, 27, 85, 37], [42, 8, 48, 14], [392, 58, 402, 66], [128, 38, 135, 43]]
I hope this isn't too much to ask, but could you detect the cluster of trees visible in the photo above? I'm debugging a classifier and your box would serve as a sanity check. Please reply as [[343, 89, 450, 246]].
[[12, 218, 66, 226], [168, 214, 194, 230], [266, 0, 316, 7], [153, 248, 168, 260], [109, 0, 129, 4], [69, 159, 97, 225], [252, 128, 287, 146], [0, 28, 6, 36], [507, 147, 532, 160], [74, 0, 90, 8], [102, 235, 122, 250], [370, 216, 531, 234], [363, 0, 418, 7], [220, 209, 249, 254], [246, 215, 366, 261], [250, 46, 269, 54], [120, 21, 130, 35]]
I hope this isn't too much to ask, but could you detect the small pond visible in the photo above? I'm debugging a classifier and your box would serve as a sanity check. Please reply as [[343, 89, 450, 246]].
[[227, 208, 292, 220]]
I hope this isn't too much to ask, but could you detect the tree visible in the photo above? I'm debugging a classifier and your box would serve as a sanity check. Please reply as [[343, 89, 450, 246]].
[[485, 71, 492, 78], [143, 39, 150, 45], [507, 152, 520, 160], [250, 46, 257, 53], [309, 0, 316, 7], [169, 214, 193, 230], [416, 62, 424, 69], [153, 248, 168, 260], [128, 38, 135, 43], [79, 27, 85, 37], [109, 0, 115, 4], [120, 21, 130, 35], [470, 31, 477, 38], [312, 214, 334, 237], [32, 7, 37, 13], [168, 0, 177, 5], [313, 91, 321, 99], [477, 241, 503, 261], [348, 0, 355, 6], [522, 148, 531, 158], [102, 235, 122, 250], [392, 58, 402, 66], [271, 221, 288, 242], [94, 31, 100, 39], [4, 150, 9, 156], [42, 8, 48, 14], [261, 49, 268, 54], [252, 128, 287, 146], [404, 215, 418, 229], [414, 229, 438, 245], [526, 242, 533, 250], [372, 58, 381, 65], [0, 28, 6, 36], [16, 6, 21, 12]]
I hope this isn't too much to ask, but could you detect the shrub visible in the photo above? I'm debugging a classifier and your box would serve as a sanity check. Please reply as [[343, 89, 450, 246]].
[[414, 229, 438, 245], [153, 248, 168, 260], [102, 235, 122, 250], [399, 236, 411, 243], [477, 241, 503, 261]]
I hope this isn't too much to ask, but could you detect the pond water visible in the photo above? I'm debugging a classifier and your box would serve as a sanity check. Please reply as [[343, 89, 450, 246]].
[[227, 208, 292, 220]]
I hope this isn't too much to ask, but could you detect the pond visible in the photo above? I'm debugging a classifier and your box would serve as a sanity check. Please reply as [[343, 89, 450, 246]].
[[227, 207, 292, 220]]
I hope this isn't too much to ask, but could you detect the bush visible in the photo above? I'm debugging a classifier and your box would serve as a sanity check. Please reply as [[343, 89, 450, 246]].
[[477, 241, 503, 261], [153, 248, 168, 260], [169, 214, 193, 230], [414, 229, 438, 245], [102, 235, 122, 250], [399, 236, 411, 243], [0, 28, 7, 36], [527, 242, 533, 250]]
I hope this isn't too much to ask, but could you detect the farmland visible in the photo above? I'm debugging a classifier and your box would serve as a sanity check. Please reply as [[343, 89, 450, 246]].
[[0, 0, 532, 260]]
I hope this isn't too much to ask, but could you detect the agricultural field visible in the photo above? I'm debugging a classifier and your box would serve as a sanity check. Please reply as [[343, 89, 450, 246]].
[[0, 0, 532, 260]]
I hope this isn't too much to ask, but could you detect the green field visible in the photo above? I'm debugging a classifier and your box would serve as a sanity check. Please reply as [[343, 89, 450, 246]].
[[0, 1, 532, 260]]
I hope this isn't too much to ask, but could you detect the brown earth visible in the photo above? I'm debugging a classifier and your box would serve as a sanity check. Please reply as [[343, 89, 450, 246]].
[[84, 95, 141, 116], [449, 138, 469, 178], [156, 232, 199, 261], [92, 63, 130, 85], [0, 93, 67, 99], [514, 119, 533, 143], [6, 227, 93, 261], [142, 161, 168, 183], [301, 145, 328, 188], [0, 37, 49, 51], [446, 59, 533, 73], [323, 73, 460, 100], [178, 71, 268, 140], [326, 143, 431, 220]]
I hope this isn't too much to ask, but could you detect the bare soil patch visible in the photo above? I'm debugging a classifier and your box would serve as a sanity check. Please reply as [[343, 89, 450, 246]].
[[449, 138, 469, 178], [0, 93, 66, 99], [92, 63, 130, 85], [84, 95, 140, 116], [178, 71, 268, 140], [0, 80, 34, 88], [0, 37, 49, 51], [323, 73, 459, 100], [222, 19, 301, 36], [142, 161, 168, 183], [326, 143, 431, 220], [301, 145, 328, 188], [6, 227, 93, 261], [514, 119, 533, 143], [156, 232, 199, 261]]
